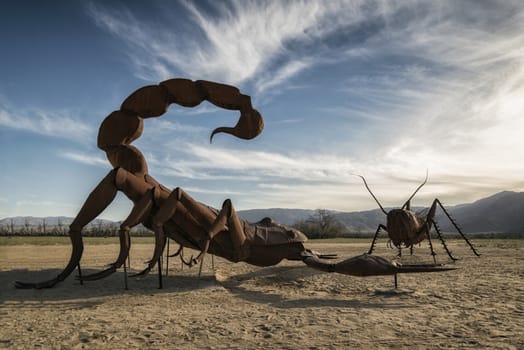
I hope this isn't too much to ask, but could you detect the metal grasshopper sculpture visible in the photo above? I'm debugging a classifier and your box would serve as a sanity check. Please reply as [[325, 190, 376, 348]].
[[356, 174, 480, 262], [16, 79, 452, 289]]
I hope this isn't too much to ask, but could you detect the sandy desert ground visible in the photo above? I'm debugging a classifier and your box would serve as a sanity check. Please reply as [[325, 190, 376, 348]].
[[0, 239, 522, 349]]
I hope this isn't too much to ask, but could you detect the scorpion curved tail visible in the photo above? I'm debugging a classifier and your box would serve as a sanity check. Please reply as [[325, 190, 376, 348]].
[[210, 108, 264, 143], [303, 253, 456, 276], [15, 232, 84, 289]]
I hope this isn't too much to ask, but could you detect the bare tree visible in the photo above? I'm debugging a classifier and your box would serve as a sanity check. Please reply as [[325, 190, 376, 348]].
[[294, 209, 345, 239], [24, 218, 32, 235], [57, 218, 67, 235]]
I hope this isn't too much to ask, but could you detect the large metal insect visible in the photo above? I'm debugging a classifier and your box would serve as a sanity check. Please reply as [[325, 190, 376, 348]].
[[15, 79, 452, 290], [357, 174, 480, 262]]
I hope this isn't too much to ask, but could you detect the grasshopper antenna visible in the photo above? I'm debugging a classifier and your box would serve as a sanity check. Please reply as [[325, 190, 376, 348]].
[[402, 170, 429, 210], [354, 174, 388, 215]]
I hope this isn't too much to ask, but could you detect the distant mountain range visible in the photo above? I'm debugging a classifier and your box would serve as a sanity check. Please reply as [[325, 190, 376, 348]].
[[1, 191, 523, 234], [240, 191, 524, 234]]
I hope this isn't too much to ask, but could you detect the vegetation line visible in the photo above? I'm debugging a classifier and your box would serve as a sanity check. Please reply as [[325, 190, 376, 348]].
[[1, 236, 522, 248]]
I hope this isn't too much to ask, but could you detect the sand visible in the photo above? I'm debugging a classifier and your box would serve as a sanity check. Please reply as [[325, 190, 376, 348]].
[[0, 240, 522, 349]]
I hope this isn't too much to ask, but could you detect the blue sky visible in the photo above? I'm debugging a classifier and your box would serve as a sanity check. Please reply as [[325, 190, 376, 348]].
[[1, 0, 523, 221]]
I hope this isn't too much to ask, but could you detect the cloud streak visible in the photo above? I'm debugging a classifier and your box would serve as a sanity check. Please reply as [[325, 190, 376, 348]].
[[151, 143, 355, 182], [86, 1, 375, 90], [0, 103, 93, 143], [59, 151, 107, 168]]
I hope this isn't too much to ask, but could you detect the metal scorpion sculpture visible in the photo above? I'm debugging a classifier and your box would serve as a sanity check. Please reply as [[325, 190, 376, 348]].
[[356, 174, 480, 262], [16, 79, 452, 289]]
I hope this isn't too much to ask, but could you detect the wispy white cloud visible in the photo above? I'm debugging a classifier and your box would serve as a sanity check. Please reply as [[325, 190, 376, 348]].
[[59, 151, 107, 167], [0, 105, 93, 142], [145, 132, 524, 211], [254, 59, 311, 94], [183, 186, 247, 197], [153, 143, 355, 181], [86, 1, 372, 90], [322, 2, 524, 189]]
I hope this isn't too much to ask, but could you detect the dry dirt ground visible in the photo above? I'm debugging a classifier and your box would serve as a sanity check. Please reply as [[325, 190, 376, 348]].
[[0, 240, 522, 349]]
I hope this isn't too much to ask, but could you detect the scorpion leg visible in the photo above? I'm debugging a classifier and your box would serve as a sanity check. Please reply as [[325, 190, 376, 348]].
[[193, 198, 247, 274], [130, 189, 180, 277], [77, 228, 130, 282], [80, 188, 155, 281], [15, 169, 121, 289], [134, 189, 247, 277], [129, 227, 167, 278], [168, 243, 184, 258], [131, 187, 216, 277], [209, 199, 246, 261]]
